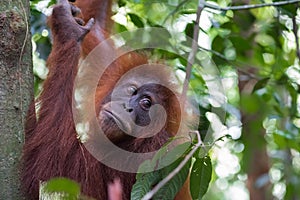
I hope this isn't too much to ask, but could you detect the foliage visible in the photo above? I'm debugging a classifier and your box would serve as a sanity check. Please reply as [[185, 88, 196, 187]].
[[131, 142, 193, 200], [190, 156, 212, 200], [30, 0, 300, 199]]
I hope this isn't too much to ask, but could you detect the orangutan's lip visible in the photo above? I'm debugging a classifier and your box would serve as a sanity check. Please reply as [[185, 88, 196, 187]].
[[102, 109, 132, 134]]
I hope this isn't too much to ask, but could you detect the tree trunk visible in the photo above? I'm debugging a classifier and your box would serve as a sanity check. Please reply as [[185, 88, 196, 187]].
[[238, 69, 270, 200], [0, 0, 33, 199]]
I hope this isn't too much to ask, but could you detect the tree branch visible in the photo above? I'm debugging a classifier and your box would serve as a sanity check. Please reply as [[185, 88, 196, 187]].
[[181, 0, 205, 103], [204, 0, 300, 11], [141, 131, 203, 200]]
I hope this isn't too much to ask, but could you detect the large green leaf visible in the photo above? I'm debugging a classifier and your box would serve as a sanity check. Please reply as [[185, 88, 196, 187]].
[[154, 159, 191, 199], [190, 156, 212, 200], [131, 158, 191, 200], [131, 142, 192, 200], [131, 170, 161, 200]]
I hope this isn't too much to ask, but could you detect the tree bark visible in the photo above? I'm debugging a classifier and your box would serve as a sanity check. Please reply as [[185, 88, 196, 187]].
[[0, 0, 33, 199]]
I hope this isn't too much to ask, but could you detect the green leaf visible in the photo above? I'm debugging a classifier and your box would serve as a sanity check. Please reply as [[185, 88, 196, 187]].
[[280, 4, 298, 18], [185, 23, 194, 39], [118, 0, 127, 7], [154, 160, 191, 199], [41, 178, 80, 200], [287, 83, 298, 117], [190, 156, 212, 200], [132, 142, 192, 200], [114, 22, 128, 33], [273, 130, 300, 151], [131, 158, 191, 200], [252, 78, 270, 93], [128, 13, 144, 28], [131, 171, 161, 200], [154, 142, 191, 168]]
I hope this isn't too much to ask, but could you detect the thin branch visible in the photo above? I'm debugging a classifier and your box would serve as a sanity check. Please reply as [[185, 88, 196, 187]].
[[204, 0, 300, 11], [181, 0, 205, 103], [179, 44, 260, 80], [197, 47, 265, 79], [292, 4, 300, 61], [141, 131, 203, 200], [198, 46, 227, 60]]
